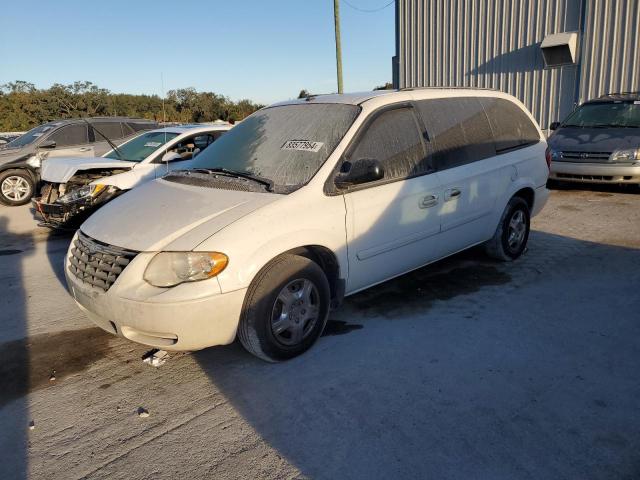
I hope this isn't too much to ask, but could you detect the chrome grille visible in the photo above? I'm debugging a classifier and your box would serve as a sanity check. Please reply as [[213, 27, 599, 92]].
[[559, 151, 612, 161], [68, 232, 138, 292]]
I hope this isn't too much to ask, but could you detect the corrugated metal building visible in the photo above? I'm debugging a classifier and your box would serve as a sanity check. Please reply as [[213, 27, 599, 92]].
[[394, 0, 640, 130]]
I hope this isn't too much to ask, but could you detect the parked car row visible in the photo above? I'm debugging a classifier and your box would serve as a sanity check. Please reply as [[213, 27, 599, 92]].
[[59, 88, 551, 361], [0, 117, 157, 206]]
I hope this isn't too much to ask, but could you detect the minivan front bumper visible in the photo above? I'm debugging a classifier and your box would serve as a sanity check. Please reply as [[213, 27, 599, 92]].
[[549, 161, 640, 184], [64, 249, 247, 351]]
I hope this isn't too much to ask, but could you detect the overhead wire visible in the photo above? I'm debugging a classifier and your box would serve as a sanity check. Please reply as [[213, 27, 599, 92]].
[[342, 0, 394, 13]]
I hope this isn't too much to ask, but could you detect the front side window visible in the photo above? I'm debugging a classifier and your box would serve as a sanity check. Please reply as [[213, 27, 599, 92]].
[[188, 103, 361, 193], [480, 97, 539, 152], [562, 102, 640, 128], [104, 131, 179, 162], [5, 124, 57, 148], [347, 107, 425, 181], [48, 124, 89, 147]]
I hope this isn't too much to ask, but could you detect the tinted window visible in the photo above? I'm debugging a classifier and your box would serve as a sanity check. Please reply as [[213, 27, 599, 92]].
[[480, 97, 539, 152], [48, 124, 89, 147], [417, 97, 495, 171], [347, 107, 424, 181], [92, 122, 124, 141], [122, 123, 136, 136], [129, 122, 155, 132]]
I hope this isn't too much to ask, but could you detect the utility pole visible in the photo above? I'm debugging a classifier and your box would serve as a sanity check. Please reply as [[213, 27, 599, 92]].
[[333, 0, 344, 94]]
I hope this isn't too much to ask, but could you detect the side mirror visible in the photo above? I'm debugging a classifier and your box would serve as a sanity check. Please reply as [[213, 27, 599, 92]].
[[334, 158, 385, 189], [549, 121, 561, 131], [161, 151, 182, 162], [38, 140, 56, 149]]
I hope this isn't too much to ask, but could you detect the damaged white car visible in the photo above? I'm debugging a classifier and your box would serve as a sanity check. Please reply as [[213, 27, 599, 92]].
[[33, 124, 231, 228]]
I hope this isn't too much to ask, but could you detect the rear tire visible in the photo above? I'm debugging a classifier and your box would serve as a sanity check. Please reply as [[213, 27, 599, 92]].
[[0, 169, 35, 206], [484, 196, 530, 261], [238, 254, 330, 362]]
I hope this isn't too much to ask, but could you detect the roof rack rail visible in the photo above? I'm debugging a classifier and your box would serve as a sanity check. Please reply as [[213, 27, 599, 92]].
[[399, 86, 498, 92], [598, 91, 640, 98]]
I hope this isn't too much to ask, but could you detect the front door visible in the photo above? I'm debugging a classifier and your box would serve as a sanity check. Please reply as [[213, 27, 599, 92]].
[[341, 105, 444, 294]]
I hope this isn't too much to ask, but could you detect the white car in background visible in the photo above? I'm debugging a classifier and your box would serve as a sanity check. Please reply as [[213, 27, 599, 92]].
[[33, 123, 232, 228], [65, 89, 549, 361]]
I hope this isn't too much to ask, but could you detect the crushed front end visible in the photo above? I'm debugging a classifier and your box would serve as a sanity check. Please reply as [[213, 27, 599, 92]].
[[33, 169, 126, 229]]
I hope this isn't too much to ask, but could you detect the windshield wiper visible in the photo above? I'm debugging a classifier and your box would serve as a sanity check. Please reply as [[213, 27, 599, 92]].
[[84, 119, 125, 160], [187, 167, 274, 192]]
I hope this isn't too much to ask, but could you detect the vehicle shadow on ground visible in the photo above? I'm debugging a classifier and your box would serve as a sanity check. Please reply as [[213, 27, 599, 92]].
[[548, 180, 640, 195], [194, 231, 640, 479], [0, 214, 31, 479]]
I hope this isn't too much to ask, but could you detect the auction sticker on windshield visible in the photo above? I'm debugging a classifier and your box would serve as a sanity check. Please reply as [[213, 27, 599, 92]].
[[144, 142, 163, 148], [281, 140, 324, 153]]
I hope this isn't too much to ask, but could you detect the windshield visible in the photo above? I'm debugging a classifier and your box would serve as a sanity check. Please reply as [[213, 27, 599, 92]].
[[563, 102, 640, 128], [5, 124, 58, 148], [104, 131, 179, 161], [187, 103, 361, 192]]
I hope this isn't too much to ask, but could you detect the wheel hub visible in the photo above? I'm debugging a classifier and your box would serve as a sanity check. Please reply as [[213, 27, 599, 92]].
[[271, 279, 320, 346], [1, 176, 30, 201], [507, 210, 527, 250]]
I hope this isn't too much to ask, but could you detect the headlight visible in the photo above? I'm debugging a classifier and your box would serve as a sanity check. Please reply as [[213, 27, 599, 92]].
[[57, 184, 108, 204], [143, 252, 229, 287], [609, 148, 640, 163], [548, 148, 561, 160], [26, 153, 44, 168]]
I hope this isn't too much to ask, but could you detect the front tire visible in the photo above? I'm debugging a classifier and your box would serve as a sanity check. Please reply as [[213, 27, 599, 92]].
[[238, 254, 330, 362], [484, 196, 530, 261], [0, 169, 35, 206]]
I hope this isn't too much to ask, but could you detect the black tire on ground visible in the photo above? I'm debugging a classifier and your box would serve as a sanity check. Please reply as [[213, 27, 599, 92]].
[[238, 254, 330, 362], [484, 196, 531, 261], [0, 169, 35, 206]]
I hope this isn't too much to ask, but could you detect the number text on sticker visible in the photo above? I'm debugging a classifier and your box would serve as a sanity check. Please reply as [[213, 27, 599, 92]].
[[281, 140, 324, 153]]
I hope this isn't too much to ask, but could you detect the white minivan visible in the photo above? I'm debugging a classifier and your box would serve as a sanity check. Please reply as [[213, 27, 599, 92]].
[[65, 89, 550, 361]]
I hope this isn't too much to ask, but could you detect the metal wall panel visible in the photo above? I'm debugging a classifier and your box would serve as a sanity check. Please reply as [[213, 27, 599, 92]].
[[579, 0, 640, 102], [397, 0, 633, 130]]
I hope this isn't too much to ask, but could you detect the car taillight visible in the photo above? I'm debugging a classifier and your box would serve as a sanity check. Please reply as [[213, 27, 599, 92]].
[[545, 147, 552, 170]]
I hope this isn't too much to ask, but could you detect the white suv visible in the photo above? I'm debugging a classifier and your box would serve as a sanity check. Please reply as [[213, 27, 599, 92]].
[[65, 89, 550, 361]]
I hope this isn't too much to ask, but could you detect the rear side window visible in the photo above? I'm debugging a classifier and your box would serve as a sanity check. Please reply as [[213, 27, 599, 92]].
[[480, 97, 539, 152], [129, 122, 154, 132], [417, 97, 495, 171], [48, 124, 89, 147], [91, 122, 124, 141], [348, 107, 425, 181]]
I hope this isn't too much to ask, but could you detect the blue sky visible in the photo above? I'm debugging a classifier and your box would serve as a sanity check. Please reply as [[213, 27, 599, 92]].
[[0, 0, 395, 104]]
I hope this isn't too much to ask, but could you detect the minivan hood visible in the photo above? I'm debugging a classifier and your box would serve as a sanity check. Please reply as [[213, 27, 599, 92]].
[[81, 178, 281, 251], [548, 127, 640, 154], [41, 156, 137, 183]]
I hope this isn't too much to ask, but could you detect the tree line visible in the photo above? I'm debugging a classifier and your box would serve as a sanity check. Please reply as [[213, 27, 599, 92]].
[[0, 81, 264, 131]]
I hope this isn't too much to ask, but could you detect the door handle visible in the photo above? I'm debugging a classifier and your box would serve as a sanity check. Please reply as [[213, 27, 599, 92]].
[[445, 188, 462, 201], [419, 194, 439, 209]]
